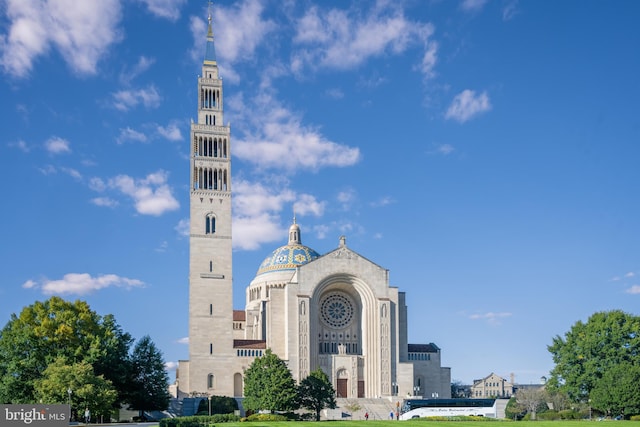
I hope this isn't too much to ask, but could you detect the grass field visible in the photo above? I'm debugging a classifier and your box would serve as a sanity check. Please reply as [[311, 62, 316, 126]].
[[151, 421, 634, 427]]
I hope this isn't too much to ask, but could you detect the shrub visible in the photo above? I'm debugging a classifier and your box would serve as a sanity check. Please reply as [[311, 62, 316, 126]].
[[159, 414, 240, 427], [629, 414, 640, 421], [244, 413, 288, 422]]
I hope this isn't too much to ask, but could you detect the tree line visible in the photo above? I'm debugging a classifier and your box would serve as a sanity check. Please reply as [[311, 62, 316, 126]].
[[0, 297, 170, 421]]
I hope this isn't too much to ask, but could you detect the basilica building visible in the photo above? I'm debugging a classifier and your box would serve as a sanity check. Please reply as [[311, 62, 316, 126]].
[[176, 10, 450, 403]]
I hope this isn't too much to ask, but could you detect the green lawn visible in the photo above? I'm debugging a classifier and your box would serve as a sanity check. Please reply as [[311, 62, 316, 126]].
[[150, 421, 635, 427]]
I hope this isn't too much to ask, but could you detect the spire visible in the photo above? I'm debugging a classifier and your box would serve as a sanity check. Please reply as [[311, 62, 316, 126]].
[[204, 1, 217, 64]]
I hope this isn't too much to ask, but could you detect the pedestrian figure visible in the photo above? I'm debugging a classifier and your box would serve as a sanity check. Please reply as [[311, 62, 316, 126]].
[[84, 407, 90, 424], [390, 411, 394, 420], [365, 412, 369, 420]]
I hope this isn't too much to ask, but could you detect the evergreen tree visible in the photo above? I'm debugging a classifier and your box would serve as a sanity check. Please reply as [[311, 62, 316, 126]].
[[297, 368, 336, 421], [127, 335, 171, 416], [243, 349, 298, 413]]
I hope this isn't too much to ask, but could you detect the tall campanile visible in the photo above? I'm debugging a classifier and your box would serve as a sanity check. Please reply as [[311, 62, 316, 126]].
[[186, 7, 233, 394]]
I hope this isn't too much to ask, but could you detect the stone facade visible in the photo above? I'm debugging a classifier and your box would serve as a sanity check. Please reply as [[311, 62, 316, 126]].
[[176, 8, 451, 403], [471, 373, 515, 398]]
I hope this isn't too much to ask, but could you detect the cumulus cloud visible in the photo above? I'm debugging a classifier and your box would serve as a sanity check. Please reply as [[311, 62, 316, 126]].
[[231, 178, 302, 250], [45, 137, 71, 154], [0, 0, 122, 78], [157, 122, 183, 141], [117, 127, 148, 144], [445, 89, 491, 123], [107, 170, 179, 216], [233, 93, 360, 172], [23, 273, 145, 296], [291, 4, 436, 79], [111, 85, 162, 111]]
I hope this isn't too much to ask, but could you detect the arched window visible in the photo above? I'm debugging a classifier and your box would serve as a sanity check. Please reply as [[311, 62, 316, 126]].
[[208, 374, 214, 389], [206, 214, 216, 234]]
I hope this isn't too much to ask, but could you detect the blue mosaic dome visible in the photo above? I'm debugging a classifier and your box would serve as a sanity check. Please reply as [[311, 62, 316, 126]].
[[256, 220, 320, 275]]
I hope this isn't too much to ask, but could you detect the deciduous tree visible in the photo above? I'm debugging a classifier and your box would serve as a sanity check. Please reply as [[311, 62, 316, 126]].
[[589, 363, 640, 419], [297, 368, 336, 421], [547, 310, 640, 402], [0, 297, 132, 405], [34, 357, 117, 421], [243, 349, 298, 413]]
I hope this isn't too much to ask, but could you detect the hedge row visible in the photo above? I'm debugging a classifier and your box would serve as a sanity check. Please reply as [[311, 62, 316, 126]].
[[159, 413, 240, 427]]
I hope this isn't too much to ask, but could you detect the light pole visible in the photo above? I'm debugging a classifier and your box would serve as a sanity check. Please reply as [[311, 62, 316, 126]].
[[67, 388, 72, 421], [208, 395, 211, 416]]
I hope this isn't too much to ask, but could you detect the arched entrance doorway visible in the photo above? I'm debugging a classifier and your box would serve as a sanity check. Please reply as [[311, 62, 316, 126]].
[[336, 368, 349, 398]]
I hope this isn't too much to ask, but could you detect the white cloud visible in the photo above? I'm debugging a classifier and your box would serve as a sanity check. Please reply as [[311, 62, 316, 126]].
[[292, 4, 436, 79], [117, 127, 148, 144], [294, 194, 325, 217], [60, 167, 82, 180], [469, 311, 512, 325], [23, 273, 145, 296], [0, 0, 122, 78], [189, 0, 276, 84], [460, 0, 488, 12], [164, 361, 178, 371], [91, 197, 118, 208], [233, 93, 360, 172], [445, 89, 491, 123], [438, 144, 455, 155], [370, 196, 394, 207], [502, 1, 520, 21], [38, 165, 57, 175], [119, 55, 155, 85], [89, 177, 107, 192], [111, 85, 162, 111], [626, 285, 640, 295], [624, 272, 635, 278], [9, 139, 31, 152], [177, 336, 189, 345], [175, 218, 190, 237], [337, 189, 356, 210], [231, 179, 297, 250], [107, 170, 179, 216], [137, 0, 186, 21], [45, 136, 71, 154], [157, 122, 183, 141]]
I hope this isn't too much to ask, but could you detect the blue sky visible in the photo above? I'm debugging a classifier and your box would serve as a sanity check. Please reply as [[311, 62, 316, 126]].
[[1, 0, 639, 387]]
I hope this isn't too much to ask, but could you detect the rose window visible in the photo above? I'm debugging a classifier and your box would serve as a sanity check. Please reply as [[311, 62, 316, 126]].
[[320, 293, 354, 328]]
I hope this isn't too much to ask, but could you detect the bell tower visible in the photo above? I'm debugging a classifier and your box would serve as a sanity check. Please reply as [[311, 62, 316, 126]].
[[186, 6, 234, 395]]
